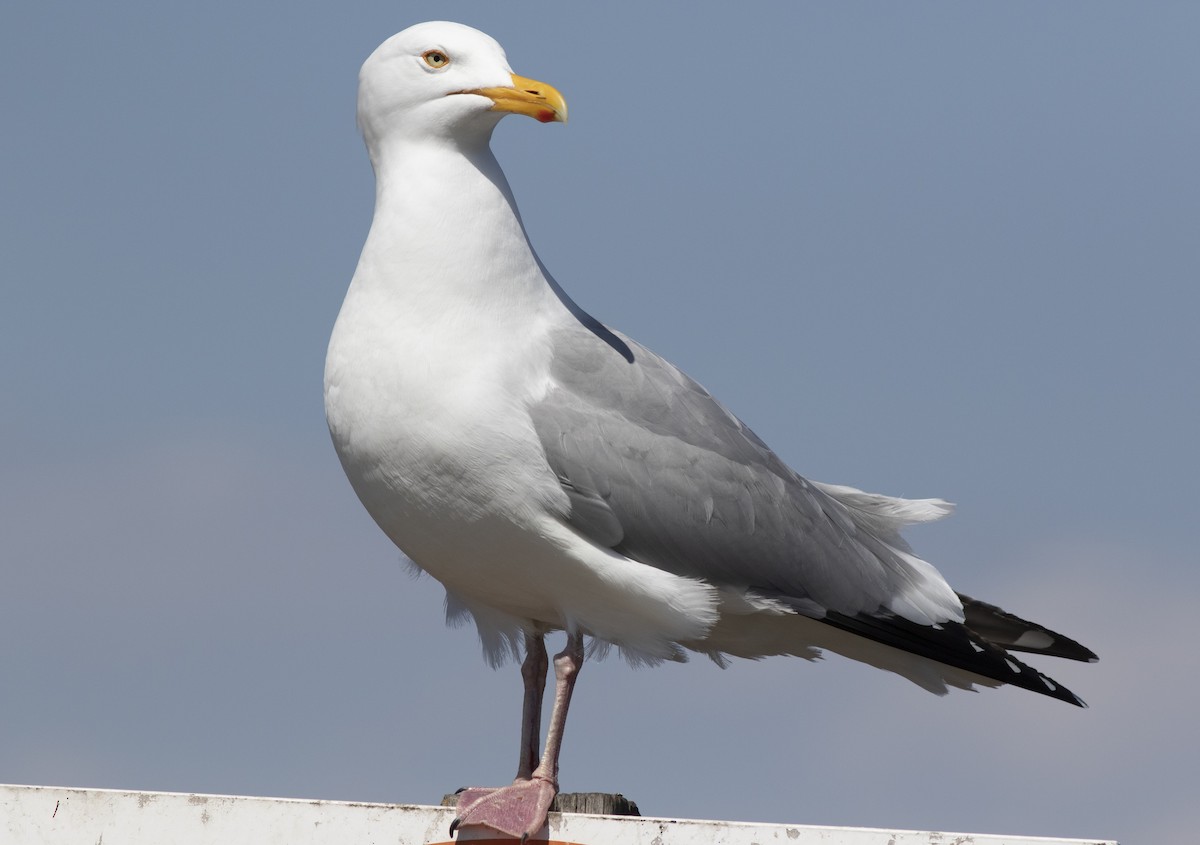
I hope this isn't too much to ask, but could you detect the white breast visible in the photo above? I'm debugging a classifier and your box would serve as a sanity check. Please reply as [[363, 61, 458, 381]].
[[323, 136, 719, 663]]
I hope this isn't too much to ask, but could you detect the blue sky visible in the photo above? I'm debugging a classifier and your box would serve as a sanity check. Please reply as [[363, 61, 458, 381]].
[[2, 4, 1197, 843]]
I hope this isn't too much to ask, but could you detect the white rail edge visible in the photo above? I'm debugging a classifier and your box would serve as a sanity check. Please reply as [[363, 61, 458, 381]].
[[1, 784, 1118, 845]]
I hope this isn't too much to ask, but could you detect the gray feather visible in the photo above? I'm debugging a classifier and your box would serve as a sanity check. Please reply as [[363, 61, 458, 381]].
[[531, 321, 930, 619]]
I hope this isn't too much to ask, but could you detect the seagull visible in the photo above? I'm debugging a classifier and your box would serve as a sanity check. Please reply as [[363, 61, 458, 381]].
[[324, 21, 1096, 841]]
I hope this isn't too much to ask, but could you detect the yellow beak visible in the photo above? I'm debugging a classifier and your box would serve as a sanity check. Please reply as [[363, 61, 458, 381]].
[[464, 73, 567, 124]]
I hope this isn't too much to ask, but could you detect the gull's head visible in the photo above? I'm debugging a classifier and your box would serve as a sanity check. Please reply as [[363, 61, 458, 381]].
[[357, 21, 566, 151]]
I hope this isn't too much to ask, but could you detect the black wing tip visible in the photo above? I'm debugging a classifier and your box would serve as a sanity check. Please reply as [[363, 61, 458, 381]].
[[821, 611, 1091, 707], [957, 593, 1098, 663], [1037, 634, 1099, 664], [1004, 649, 1090, 708], [1028, 660, 1089, 708], [1022, 637, 1098, 664]]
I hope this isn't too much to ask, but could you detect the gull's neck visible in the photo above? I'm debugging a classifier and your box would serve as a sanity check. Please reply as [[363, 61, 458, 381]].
[[353, 134, 559, 324]]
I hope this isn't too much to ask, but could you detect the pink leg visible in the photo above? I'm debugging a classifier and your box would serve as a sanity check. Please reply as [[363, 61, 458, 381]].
[[530, 632, 583, 787], [452, 632, 585, 841], [516, 632, 548, 780]]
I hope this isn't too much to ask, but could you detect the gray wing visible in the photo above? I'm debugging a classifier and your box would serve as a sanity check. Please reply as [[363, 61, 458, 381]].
[[531, 319, 1094, 707], [530, 320, 932, 621]]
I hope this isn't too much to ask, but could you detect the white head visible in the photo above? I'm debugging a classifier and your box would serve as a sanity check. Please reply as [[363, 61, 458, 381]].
[[357, 21, 566, 154]]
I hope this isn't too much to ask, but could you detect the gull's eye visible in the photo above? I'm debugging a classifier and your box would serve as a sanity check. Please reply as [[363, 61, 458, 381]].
[[422, 50, 450, 69]]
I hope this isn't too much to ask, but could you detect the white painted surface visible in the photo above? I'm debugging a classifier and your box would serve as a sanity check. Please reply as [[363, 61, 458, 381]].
[[0, 784, 1117, 845]]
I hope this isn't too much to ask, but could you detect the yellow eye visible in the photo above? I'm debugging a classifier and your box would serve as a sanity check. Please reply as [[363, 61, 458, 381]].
[[422, 50, 449, 69]]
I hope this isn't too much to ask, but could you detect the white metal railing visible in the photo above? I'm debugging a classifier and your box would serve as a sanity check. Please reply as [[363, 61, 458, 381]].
[[0, 784, 1118, 845]]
